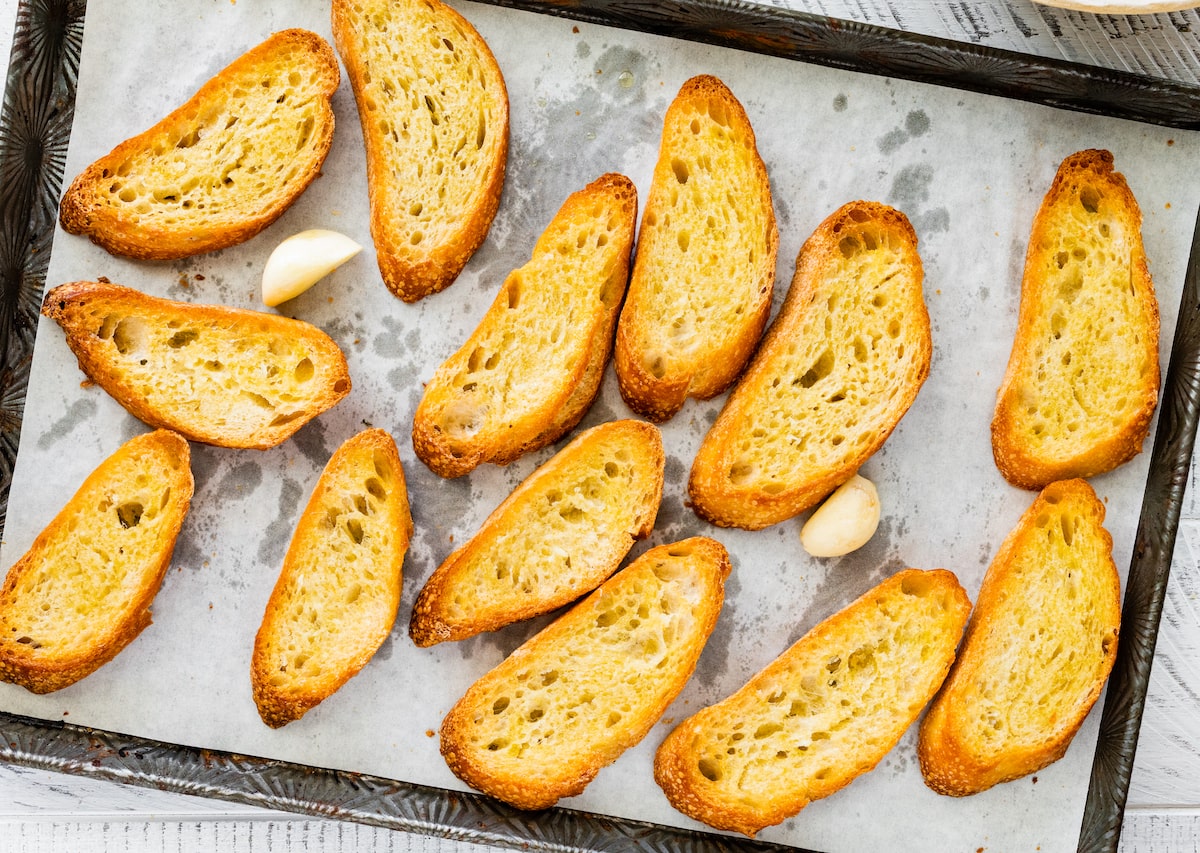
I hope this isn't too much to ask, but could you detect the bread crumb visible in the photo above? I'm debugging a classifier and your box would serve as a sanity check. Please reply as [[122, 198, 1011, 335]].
[[426, 729, 435, 737], [572, 25, 579, 33]]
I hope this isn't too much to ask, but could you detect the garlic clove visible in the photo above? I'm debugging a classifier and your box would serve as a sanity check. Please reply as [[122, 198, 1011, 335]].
[[261, 229, 362, 307], [800, 474, 881, 558]]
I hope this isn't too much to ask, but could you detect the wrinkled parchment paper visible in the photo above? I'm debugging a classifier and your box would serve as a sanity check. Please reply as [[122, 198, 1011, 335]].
[[2, 2, 1199, 850]]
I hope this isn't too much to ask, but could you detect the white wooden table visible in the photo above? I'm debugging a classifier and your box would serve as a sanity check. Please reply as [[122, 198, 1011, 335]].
[[2, 1, 1200, 851]]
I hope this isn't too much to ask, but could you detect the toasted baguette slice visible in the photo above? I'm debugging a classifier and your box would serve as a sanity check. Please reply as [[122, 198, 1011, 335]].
[[0, 431, 193, 694], [687, 201, 930, 530], [614, 75, 777, 422], [918, 479, 1120, 796], [410, 420, 663, 646], [654, 569, 970, 837], [439, 537, 730, 810], [59, 30, 338, 260], [991, 150, 1159, 489], [251, 429, 412, 727], [42, 280, 351, 450], [412, 174, 637, 478], [332, 0, 508, 302]]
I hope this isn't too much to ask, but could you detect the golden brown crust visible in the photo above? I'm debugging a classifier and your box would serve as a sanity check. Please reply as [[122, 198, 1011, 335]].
[[0, 431, 193, 693], [688, 201, 930, 530], [918, 479, 1120, 796], [654, 569, 971, 836], [409, 420, 664, 646], [991, 149, 1159, 489], [615, 75, 777, 422], [412, 174, 637, 478], [42, 280, 351, 450], [252, 429, 412, 727], [332, 0, 509, 302], [59, 29, 338, 260], [439, 537, 730, 810]]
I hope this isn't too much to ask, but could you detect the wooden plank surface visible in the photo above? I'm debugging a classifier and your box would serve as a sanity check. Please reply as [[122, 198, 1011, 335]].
[[3, 0, 1200, 851]]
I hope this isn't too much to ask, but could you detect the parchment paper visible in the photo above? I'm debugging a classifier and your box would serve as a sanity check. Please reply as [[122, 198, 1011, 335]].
[[2, 2, 1199, 851]]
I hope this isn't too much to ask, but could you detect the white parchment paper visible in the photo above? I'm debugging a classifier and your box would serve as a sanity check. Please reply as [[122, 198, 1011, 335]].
[[2, 2, 1199, 851]]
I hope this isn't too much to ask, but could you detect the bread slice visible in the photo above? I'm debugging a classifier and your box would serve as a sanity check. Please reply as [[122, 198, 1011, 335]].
[[614, 75, 777, 422], [412, 174, 637, 478], [252, 428, 412, 727], [59, 29, 338, 261], [42, 280, 351, 450], [688, 201, 930, 530], [332, 0, 509, 302], [0, 430, 193, 694], [918, 479, 1120, 796], [991, 149, 1159, 489], [654, 568, 970, 837], [410, 420, 663, 646], [439, 536, 730, 810]]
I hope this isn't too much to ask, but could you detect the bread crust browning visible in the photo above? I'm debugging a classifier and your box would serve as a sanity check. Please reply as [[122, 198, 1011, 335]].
[[409, 420, 664, 646], [439, 537, 730, 810], [252, 429, 412, 727], [0, 430, 194, 693], [332, 0, 509, 302], [59, 29, 339, 260], [688, 201, 930, 530], [42, 280, 351, 450], [615, 75, 777, 422], [918, 479, 1120, 797], [653, 569, 970, 837], [412, 174, 637, 478], [991, 149, 1159, 489]]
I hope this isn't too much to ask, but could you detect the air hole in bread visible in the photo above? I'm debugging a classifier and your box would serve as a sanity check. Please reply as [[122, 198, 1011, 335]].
[[345, 518, 364, 545], [678, 231, 690, 252], [838, 236, 860, 258], [116, 501, 144, 529], [645, 353, 667, 380], [727, 461, 754, 485], [365, 478, 387, 502], [899, 572, 934, 597], [111, 316, 149, 356], [410, 231, 424, 245], [269, 411, 305, 428], [671, 157, 689, 184], [1079, 187, 1101, 214], [797, 349, 834, 389], [294, 358, 315, 382], [698, 757, 722, 781]]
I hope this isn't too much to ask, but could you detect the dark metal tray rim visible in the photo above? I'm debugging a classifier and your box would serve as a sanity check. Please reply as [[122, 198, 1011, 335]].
[[1, 1, 1199, 852]]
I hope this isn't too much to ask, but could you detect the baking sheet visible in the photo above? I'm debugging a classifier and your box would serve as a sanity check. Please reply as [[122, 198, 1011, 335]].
[[1, 1, 1199, 851]]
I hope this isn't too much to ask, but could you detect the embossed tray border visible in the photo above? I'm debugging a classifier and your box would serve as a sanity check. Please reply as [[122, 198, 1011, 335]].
[[1, 2, 1198, 852]]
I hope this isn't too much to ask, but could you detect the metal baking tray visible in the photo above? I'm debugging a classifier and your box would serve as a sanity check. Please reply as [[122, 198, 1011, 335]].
[[0, 1, 1198, 852]]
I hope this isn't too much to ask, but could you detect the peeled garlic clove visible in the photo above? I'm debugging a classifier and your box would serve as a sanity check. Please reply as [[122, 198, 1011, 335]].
[[800, 474, 881, 558], [262, 229, 362, 307]]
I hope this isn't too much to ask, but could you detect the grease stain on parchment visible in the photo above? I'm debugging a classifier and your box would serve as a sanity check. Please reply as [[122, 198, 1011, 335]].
[[214, 460, 263, 500], [36, 398, 97, 449], [888, 163, 950, 236], [256, 476, 304, 566], [290, 417, 332, 471]]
